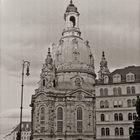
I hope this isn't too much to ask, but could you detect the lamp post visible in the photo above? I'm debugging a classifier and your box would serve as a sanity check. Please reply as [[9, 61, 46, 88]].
[[18, 60, 30, 140]]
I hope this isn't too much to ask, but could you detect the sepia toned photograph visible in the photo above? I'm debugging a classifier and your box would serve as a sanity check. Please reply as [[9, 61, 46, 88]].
[[0, 0, 140, 140]]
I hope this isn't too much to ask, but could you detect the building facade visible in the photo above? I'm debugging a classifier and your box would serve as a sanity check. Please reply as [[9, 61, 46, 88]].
[[96, 53, 140, 140], [30, 1, 96, 140], [4, 122, 31, 140]]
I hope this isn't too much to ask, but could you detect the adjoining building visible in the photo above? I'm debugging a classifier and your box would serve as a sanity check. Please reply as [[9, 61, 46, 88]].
[[30, 1, 96, 140], [95, 52, 140, 140], [4, 122, 31, 140]]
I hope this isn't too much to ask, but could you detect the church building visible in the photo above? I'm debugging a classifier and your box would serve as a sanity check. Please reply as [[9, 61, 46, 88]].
[[30, 1, 96, 140]]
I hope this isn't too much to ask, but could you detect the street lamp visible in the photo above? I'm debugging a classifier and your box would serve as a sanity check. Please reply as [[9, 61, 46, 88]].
[[18, 60, 30, 140]]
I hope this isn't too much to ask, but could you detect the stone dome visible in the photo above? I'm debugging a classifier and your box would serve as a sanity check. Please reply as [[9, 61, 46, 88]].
[[54, 37, 95, 77], [48, 1, 96, 90]]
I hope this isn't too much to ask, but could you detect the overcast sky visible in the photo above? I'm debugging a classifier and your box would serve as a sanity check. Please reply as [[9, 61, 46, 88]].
[[0, 0, 140, 137]]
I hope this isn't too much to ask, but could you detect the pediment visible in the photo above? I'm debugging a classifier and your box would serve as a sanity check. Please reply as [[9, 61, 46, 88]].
[[66, 88, 94, 99], [34, 92, 48, 102]]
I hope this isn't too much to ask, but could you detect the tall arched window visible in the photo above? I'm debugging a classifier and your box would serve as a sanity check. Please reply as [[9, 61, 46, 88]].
[[129, 127, 133, 135], [100, 88, 104, 96], [131, 86, 135, 94], [104, 88, 108, 96], [77, 107, 82, 133], [40, 107, 45, 125], [128, 113, 132, 121], [114, 113, 118, 121], [120, 127, 124, 136], [57, 107, 63, 132], [106, 128, 110, 136], [101, 128, 105, 136], [132, 99, 136, 107], [127, 99, 131, 107], [133, 113, 137, 120], [105, 100, 109, 108], [101, 114, 105, 121], [127, 87, 131, 94], [119, 113, 123, 121], [100, 101, 104, 108], [118, 87, 122, 95], [115, 127, 119, 136]]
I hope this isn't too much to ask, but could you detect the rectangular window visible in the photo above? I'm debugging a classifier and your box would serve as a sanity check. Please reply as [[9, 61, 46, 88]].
[[114, 101, 118, 108], [118, 100, 123, 107], [77, 121, 82, 133], [105, 114, 109, 121]]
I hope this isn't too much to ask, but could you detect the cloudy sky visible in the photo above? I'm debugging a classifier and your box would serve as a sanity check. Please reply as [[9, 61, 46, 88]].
[[0, 0, 140, 138]]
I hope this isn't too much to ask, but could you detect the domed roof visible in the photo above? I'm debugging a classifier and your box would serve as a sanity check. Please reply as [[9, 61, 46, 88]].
[[66, 0, 78, 13], [54, 37, 95, 76]]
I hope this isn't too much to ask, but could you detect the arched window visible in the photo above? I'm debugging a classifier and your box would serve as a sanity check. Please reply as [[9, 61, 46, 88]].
[[104, 76, 109, 84], [100, 101, 104, 108], [40, 107, 45, 125], [43, 79, 45, 86], [115, 127, 119, 136], [57, 107, 63, 132], [70, 16, 76, 27], [126, 73, 135, 82], [100, 88, 104, 96], [113, 88, 117, 95], [104, 100, 109, 108], [77, 107, 82, 133], [132, 99, 136, 107], [120, 127, 124, 136], [128, 113, 132, 121], [101, 114, 105, 121], [118, 87, 122, 95], [41, 107, 45, 114], [104, 88, 108, 96], [114, 113, 118, 121], [127, 99, 131, 107], [133, 113, 137, 120], [129, 127, 133, 135], [132, 86, 135, 94], [101, 128, 105, 136], [77, 107, 82, 120], [127, 87, 131, 94], [113, 74, 121, 83], [119, 113, 123, 121], [106, 128, 110, 136], [57, 107, 63, 120]]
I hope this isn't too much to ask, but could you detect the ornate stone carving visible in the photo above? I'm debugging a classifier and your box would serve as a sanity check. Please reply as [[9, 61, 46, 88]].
[[75, 78, 81, 87]]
